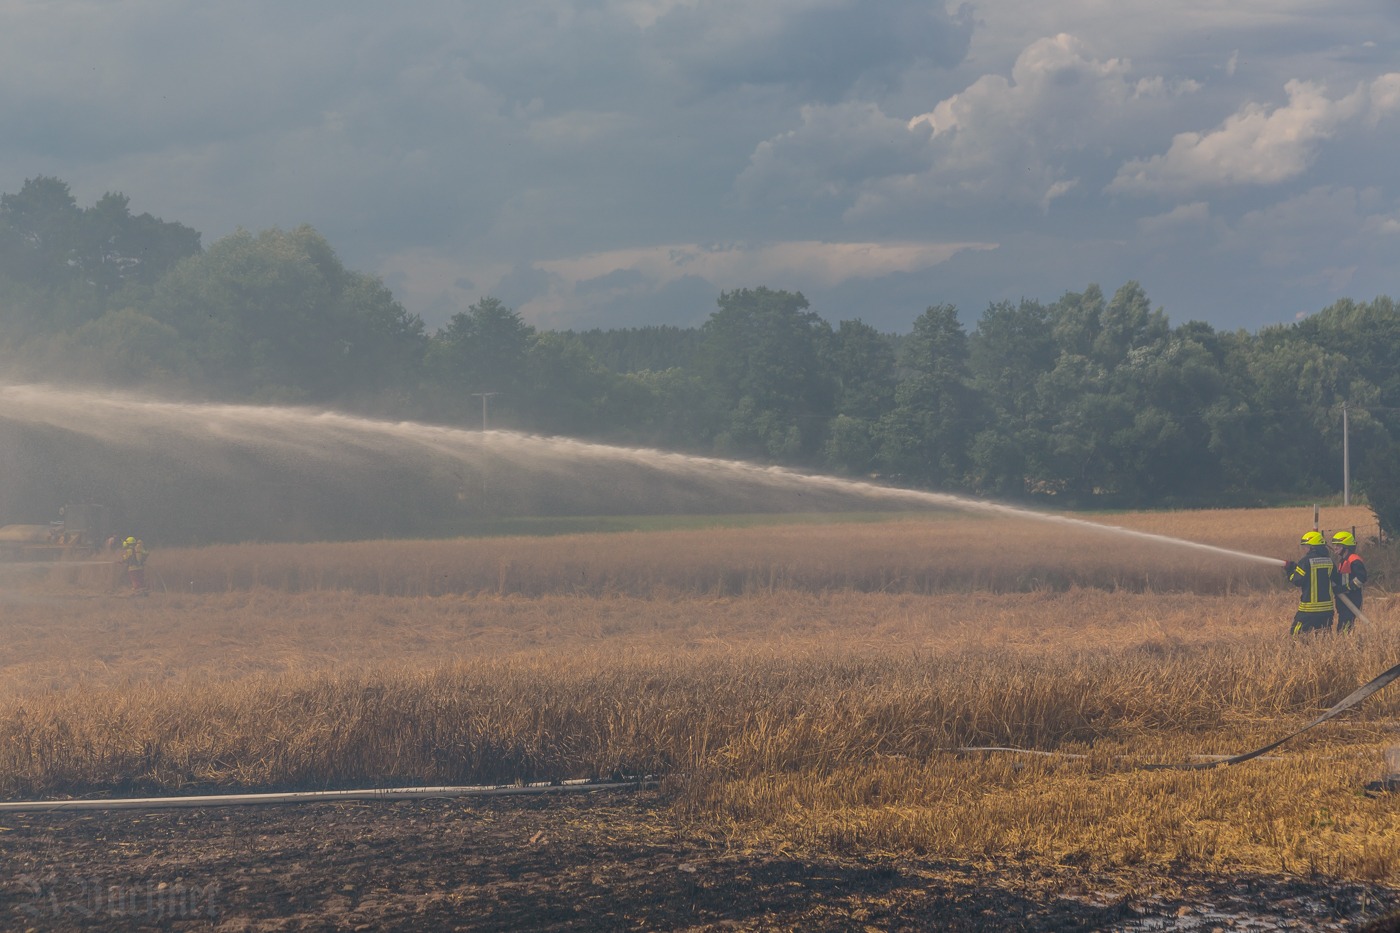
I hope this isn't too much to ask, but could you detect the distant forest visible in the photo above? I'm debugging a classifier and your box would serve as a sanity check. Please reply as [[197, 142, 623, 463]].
[[4, 177, 1400, 531]]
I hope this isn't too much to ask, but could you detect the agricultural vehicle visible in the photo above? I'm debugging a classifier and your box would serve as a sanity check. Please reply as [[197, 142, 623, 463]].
[[0, 504, 113, 561]]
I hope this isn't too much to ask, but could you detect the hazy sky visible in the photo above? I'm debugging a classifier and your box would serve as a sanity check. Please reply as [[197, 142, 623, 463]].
[[4, 1, 1397, 333]]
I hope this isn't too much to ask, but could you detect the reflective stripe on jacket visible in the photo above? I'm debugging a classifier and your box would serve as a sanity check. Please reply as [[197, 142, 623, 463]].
[[1289, 551, 1335, 613]]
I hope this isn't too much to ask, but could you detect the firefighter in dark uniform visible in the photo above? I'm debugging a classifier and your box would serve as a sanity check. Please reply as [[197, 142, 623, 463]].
[[1284, 530, 1334, 635], [1331, 530, 1367, 633]]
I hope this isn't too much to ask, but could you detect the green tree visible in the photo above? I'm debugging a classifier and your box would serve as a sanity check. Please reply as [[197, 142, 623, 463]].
[[695, 287, 834, 461], [826, 319, 896, 420], [0, 176, 82, 290], [147, 225, 420, 400], [818, 319, 896, 475], [424, 297, 536, 425], [970, 299, 1055, 418], [876, 304, 982, 488], [0, 179, 200, 335], [42, 307, 197, 386], [77, 192, 201, 299], [615, 367, 720, 451], [966, 299, 1056, 497], [521, 332, 621, 436]]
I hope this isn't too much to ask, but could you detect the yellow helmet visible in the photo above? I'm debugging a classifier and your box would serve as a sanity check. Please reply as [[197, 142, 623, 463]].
[[1301, 531, 1325, 546], [1332, 530, 1357, 547], [124, 536, 136, 547]]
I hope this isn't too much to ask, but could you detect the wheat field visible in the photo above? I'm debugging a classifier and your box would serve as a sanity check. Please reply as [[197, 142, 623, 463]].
[[3, 504, 1398, 883]]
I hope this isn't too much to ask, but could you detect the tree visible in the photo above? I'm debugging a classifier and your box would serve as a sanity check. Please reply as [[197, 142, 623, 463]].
[[615, 367, 721, 451], [694, 287, 834, 461], [0, 178, 200, 332], [0, 176, 82, 290], [1358, 440, 1400, 539], [825, 319, 896, 420], [966, 299, 1056, 496], [521, 332, 620, 436], [876, 304, 982, 488], [1093, 281, 1168, 367], [970, 299, 1055, 419], [77, 192, 201, 298], [43, 307, 197, 386], [424, 297, 536, 424], [147, 225, 419, 400]]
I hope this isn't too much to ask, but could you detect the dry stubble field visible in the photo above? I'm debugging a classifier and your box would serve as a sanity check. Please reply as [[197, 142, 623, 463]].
[[4, 505, 1400, 931]]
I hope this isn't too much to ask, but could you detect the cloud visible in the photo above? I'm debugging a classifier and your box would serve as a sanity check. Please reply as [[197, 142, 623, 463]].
[[1136, 201, 1213, 237], [735, 33, 1191, 228], [652, 0, 973, 101], [1110, 74, 1400, 195], [733, 33, 1212, 234], [1225, 186, 1399, 271], [524, 239, 996, 325], [733, 102, 934, 211], [3, 2, 1399, 338]]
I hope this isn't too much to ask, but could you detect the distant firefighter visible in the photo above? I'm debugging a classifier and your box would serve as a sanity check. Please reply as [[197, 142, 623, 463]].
[[120, 536, 149, 596], [1331, 530, 1367, 634], [1284, 531, 1334, 635]]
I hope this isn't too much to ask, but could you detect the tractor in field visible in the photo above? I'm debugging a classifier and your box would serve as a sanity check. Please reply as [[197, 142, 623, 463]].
[[0, 504, 113, 562]]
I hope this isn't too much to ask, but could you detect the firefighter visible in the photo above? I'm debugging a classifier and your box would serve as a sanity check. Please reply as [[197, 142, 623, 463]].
[[120, 536, 149, 596], [1284, 531, 1335, 635], [1331, 530, 1367, 634]]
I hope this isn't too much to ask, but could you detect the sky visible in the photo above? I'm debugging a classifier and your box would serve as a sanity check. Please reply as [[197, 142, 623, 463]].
[[2, 0, 1398, 335]]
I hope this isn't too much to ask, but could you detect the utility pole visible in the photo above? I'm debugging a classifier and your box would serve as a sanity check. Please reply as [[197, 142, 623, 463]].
[[471, 391, 498, 432], [1343, 402, 1350, 507]]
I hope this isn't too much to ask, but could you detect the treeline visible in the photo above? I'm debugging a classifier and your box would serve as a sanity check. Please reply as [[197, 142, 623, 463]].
[[3, 177, 1399, 527]]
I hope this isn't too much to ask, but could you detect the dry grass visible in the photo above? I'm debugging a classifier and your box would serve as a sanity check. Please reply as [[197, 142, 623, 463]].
[[122, 504, 1375, 597], [3, 505, 1399, 884]]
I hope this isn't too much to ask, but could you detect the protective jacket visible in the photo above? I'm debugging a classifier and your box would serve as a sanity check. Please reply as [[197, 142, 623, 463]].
[[1287, 545, 1334, 634], [1333, 549, 1367, 632], [1335, 551, 1367, 597], [121, 541, 148, 569]]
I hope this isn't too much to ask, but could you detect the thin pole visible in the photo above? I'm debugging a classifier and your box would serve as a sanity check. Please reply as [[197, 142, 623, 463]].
[[1343, 402, 1350, 507], [471, 391, 498, 432]]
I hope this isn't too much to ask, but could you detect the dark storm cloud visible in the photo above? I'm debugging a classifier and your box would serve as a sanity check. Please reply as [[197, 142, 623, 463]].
[[1, 1, 1398, 335], [654, 0, 974, 101]]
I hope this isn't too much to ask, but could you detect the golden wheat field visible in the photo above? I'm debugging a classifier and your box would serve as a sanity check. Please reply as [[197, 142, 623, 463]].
[[4, 503, 1400, 895]]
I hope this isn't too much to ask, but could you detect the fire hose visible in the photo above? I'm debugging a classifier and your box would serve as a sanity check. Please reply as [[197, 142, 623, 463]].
[[0, 777, 658, 813], [962, 560, 1391, 771]]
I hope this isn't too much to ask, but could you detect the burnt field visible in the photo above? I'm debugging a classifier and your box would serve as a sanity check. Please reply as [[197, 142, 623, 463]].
[[3, 506, 1400, 930]]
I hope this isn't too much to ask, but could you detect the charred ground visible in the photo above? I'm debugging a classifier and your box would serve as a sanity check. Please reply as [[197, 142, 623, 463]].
[[3, 790, 1398, 932]]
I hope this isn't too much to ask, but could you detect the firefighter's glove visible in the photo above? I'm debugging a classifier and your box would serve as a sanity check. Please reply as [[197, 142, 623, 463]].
[[1284, 560, 1297, 575]]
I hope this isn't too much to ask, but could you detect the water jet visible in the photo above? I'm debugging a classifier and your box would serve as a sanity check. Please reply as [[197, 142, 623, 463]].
[[0, 383, 1292, 565]]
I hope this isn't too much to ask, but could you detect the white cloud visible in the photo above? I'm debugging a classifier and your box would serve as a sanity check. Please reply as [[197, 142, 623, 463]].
[[1040, 179, 1078, 212], [735, 33, 1174, 227], [536, 240, 995, 287], [374, 238, 996, 328], [1136, 201, 1212, 236], [520, 240, 995, 326], [1110, 74, 1400, 195]]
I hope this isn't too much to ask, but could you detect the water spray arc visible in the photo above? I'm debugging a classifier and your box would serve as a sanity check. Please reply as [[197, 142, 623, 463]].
[[0, 383, 1288, 565]]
